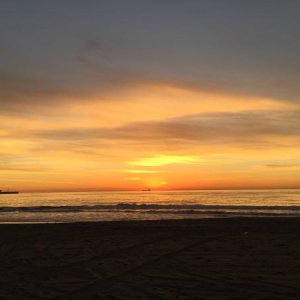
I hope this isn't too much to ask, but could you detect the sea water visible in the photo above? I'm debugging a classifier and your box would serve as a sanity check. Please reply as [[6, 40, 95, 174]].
[[0, 189, 300, 223]]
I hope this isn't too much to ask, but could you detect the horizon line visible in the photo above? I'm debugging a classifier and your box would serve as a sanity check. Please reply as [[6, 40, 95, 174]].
[[17, 187, 300, 193]]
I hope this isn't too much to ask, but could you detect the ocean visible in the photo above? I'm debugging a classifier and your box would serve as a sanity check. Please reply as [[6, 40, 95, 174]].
[[0, 189, 300, 223]]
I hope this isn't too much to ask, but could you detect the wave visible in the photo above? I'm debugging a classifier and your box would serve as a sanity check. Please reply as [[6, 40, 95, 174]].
[[0, 203, 300, 214]]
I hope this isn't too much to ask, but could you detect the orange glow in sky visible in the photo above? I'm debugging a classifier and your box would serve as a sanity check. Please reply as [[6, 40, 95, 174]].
[[1, 81, 300, 192]]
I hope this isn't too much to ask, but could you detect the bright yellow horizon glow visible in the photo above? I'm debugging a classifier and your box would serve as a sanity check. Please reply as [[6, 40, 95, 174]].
[[129, 155, 203, 167], [123, 169, 159, 174]]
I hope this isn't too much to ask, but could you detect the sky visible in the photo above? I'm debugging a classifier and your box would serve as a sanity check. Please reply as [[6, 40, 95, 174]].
[[1, 0, 300, 191]]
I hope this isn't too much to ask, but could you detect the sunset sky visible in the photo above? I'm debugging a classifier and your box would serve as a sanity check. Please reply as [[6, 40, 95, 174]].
[[1, 1, 300, 191]]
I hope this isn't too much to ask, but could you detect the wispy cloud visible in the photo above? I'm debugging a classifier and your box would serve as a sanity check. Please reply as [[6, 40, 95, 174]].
[[265, 164, 300, 169], [0, 164, 49, 173], [126, 177, 141, 181], [7, 110, 299, 151]]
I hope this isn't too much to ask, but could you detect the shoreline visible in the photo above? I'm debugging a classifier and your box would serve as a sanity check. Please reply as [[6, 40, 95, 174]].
[[0, 215, 299, 225], [0, 217, 299, 299]]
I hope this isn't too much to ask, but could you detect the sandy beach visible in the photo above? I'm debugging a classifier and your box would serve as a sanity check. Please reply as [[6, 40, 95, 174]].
[[0, 218, 299, 299]]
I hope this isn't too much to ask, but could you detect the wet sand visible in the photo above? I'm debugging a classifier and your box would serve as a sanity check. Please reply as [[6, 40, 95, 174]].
[[0, 217, 299, 299]]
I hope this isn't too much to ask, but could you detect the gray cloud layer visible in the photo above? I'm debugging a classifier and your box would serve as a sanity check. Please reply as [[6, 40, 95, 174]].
[[0, 0, 300, 115]]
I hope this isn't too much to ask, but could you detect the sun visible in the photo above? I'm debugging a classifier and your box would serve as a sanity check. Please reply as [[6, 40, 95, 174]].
[[144, 177, 168, 189]]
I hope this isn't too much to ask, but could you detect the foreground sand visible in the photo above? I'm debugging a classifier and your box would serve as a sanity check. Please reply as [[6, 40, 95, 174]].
[[0, 218, 299, 299]]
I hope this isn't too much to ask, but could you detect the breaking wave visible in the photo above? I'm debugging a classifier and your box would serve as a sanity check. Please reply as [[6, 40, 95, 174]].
[[0, 203, 300, 216]]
